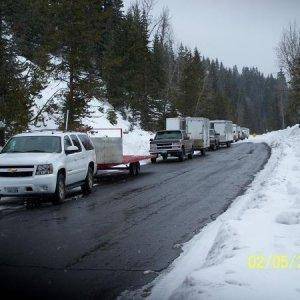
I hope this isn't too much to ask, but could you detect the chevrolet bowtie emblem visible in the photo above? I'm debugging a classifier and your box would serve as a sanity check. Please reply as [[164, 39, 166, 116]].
[[9, 168, 18, 173]]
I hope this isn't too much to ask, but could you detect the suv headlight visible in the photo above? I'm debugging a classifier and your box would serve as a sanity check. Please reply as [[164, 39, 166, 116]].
[[36, 164, 53, 175]]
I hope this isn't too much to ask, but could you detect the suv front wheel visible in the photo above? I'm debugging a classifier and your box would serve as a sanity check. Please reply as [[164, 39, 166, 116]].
[[52, 172, 66, 205], [82, 166, 94, 195]]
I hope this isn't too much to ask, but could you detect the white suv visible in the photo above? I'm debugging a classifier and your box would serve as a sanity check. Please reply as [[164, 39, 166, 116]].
[[0, 131, 97, 204]]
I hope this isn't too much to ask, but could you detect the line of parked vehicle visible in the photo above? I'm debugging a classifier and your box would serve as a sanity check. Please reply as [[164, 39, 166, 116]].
[[0, 129, 148, 206], [0, 118, 250, 206], [149, 117, 250, 163]]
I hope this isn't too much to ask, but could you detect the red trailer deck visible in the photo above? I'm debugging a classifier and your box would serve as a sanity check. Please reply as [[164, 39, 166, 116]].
[[97, 155, 153, 176]]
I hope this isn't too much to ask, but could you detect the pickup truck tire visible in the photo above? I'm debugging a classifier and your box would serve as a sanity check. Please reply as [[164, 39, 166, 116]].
[[188, 147, 194, 159], [52, 172, 66, 205], [201, 149, 206, 156], [178, 148, 185, 162], [82, 166, 94, 195], [151, 157, 157, 164]]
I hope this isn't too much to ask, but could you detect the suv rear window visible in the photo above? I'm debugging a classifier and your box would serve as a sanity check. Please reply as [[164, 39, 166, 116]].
[[78, 134, 94, 151], [70, 135, 82, 152]]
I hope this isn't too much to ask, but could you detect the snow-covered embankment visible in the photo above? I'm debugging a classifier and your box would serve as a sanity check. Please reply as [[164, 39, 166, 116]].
[[147, 125, 300, 300]]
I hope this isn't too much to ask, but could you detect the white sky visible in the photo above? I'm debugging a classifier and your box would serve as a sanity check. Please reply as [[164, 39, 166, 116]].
[[123, 0, 300, 76]]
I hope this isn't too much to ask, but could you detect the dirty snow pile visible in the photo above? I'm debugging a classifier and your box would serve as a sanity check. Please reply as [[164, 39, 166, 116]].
[[145, 125, 300, 300]]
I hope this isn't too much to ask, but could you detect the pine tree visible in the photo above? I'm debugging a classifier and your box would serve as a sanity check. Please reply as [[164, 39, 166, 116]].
[[0, 14, 44, 138], [46, 0, 108, 129]]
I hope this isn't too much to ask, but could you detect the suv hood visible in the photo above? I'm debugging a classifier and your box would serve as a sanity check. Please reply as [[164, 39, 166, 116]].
[[0, 153, 61, 166]]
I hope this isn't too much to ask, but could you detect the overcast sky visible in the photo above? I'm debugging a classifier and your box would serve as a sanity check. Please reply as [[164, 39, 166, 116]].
[[123, 0, 300, 76]]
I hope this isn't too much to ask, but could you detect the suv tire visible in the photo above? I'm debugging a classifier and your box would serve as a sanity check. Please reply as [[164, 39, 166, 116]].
[[82, 166, 94, 195], [52, 172, 66, 205]]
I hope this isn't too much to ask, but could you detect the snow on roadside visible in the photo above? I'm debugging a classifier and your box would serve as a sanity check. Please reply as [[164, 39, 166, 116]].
[[83, 100, 153, 156], [135, 125, 300, 300], [32, 81, 153, 156]]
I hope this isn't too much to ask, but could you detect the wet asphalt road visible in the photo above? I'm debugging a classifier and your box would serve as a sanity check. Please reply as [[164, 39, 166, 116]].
[[0, 142, 270, 299]]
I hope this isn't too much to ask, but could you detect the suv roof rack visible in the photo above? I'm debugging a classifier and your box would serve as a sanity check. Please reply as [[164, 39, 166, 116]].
[[25, 129, 63, 134]]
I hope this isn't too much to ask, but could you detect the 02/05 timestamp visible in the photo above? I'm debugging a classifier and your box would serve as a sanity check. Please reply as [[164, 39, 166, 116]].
[[248, 254, 300, 269]]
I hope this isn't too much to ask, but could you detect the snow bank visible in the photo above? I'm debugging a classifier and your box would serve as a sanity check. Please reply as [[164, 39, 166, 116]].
[[32, 82, 153, 156], [140, 125, 300, 300]]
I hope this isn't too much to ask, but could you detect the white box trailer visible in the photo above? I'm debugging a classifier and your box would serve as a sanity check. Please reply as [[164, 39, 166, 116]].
[[166, 117, 210, 151], [166, 117, 186, 130], [232, 124, 238, 142], [241, 127, 250, 139], [210, 120, 233, 147], [91, 136, 123, 164], [237, 125, 242, 139], [185, 117, 210, 151]]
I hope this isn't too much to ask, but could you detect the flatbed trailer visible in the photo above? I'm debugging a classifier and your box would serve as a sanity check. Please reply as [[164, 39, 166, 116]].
[[89, 128, 152, 176], [97, 155, 153, 176]]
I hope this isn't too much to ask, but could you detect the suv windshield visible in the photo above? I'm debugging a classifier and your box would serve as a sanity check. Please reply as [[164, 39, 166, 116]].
[[155, 131, 182, 140], [1, 136, 62, 153]]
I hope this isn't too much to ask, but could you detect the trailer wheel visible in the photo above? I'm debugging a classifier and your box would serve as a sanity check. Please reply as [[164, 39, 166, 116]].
[[129, 162, 140, 176], [136, 162, 140, 175]]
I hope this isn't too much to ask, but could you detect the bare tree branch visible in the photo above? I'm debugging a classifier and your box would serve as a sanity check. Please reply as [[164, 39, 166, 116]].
[[276, 22, 300, 78]]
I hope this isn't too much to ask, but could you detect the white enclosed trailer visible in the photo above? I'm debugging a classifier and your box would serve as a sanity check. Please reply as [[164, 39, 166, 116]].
[[232, 124, 238, 142], [210, 120, 233, 147], [166, 117, 210, 153], [166, 117, 186, 131], [241, 127, 250, 139], [237, 125, 242, 140], [185, 117, 210, 151]]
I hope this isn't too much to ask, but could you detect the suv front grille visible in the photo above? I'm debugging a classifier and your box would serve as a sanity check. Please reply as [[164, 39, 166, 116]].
[[0, 166, 35, 178], [0, 172, 33, 177]]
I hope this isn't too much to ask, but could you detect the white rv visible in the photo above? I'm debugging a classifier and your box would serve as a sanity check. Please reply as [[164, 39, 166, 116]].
[[166, 117, 210, 155], [210, 120, 233, 147]]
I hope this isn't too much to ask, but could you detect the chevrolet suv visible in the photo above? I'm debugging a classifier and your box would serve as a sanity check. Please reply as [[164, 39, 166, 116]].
[[0, 131, 96, 204]]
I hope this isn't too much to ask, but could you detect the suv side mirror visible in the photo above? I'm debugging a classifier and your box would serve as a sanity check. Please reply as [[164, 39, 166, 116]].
[[65, 145, 78, 155]]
